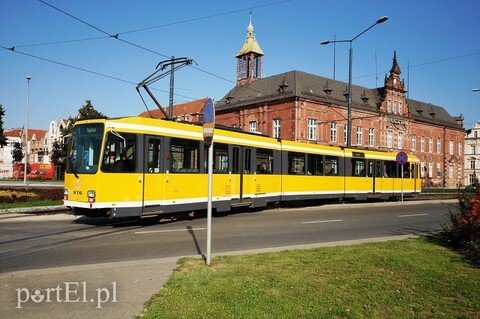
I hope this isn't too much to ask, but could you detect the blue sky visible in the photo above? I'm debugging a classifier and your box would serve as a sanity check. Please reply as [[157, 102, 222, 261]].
[[1, 0, 479, 131]]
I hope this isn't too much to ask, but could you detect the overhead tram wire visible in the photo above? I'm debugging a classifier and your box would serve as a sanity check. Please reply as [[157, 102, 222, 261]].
[[34, 0, 280, 99]]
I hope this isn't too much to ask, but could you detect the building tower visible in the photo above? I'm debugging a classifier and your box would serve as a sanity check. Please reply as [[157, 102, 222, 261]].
[[236, 13, 264, 86]]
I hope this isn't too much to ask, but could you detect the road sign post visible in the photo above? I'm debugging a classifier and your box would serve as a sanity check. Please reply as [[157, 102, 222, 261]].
[[203, 98, 215, 266], [396, 151, 408, 202]]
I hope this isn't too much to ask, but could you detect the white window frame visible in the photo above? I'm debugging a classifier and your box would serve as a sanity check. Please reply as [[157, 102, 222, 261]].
[[356, 126, 363, 146], [273, 119, 281, 138], [249, 121, 257, 133], [368, 128, 374, 147], [307, 118, 317, 141], [330, 122, 337, 142]]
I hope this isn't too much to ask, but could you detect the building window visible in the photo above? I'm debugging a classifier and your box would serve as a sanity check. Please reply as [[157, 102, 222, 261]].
[[398, 132, 404, 149], [387, 99, 392, 112], [273, 119, 281, 139], [330, 122, 337, 142], [307, 118, 317, 140], [428, 162, 433, 178], [393, 100, 397, 113], [420, 137, 425, 152], [387, 131, 393, 148], [471, 145, 476, 155], [437, 163, 441, 178], [458, 143, 462, 156], [428, 137, 433, 153], [420, 162, 425, 178], [344, 124, 348, 144], [470, 174, 477, 185], [436, 139, 441, 154], [368, 128, 374, 147], [399, 102, 403, 115], [471, 160, 476, 170], [356, 126, 363, 146], [249, 121, 257, 133], [449, 141, 454, 155], [411, 135, 416, 151], [449, 165, 454, 178]]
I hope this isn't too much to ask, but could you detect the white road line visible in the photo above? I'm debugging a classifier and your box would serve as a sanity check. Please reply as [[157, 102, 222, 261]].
[[135, 227, 206, 235], [302, 219, 343, 224], [398, 213, 429, 218]]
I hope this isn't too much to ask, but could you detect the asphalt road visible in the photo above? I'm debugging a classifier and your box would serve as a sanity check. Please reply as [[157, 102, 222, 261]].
[[0, 200, 456, 273]]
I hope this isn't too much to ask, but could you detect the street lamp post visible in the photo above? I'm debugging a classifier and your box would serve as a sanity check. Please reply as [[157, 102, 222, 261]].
[[321, 16, 388, 147], [24, 76, 31, 185]]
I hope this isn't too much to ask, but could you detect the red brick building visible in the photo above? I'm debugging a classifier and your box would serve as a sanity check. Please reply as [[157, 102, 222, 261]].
[[215, 20, 465, 188]]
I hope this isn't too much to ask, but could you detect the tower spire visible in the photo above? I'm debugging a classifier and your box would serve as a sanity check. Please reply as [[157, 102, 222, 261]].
[[236, 13, 264, 86]]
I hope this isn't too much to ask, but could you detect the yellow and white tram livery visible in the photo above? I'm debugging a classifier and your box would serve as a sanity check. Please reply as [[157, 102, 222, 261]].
[[63, 117, 421, 218]]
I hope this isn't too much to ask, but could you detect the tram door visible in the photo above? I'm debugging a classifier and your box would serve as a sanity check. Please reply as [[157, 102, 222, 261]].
[[142, 136, 164, 215], [231, 146, 254, 205], [373, 160, 383, 195]]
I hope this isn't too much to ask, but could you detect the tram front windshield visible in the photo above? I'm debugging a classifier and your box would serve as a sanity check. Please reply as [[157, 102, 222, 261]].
[[66, 123, 104, 175]]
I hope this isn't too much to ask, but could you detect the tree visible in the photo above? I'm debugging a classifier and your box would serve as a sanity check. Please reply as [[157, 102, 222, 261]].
[[0, 104, 7, 147], [50, 140, 64, 166], [61, 100, 106, 138], [11, 142, 23, 163]]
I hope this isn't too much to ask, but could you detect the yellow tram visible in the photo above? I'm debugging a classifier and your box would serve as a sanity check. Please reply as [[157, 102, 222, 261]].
[[63, 116, 421, 218]]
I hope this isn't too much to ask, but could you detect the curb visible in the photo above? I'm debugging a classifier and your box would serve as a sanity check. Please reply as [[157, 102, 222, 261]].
[[0, 205, 69, 216]]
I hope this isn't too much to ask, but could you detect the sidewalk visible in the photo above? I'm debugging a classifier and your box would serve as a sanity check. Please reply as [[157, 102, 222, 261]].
[[0, 257, 179, 319]]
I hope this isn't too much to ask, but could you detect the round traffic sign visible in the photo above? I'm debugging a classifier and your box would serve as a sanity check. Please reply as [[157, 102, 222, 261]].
[[396, 151, 408, 165]]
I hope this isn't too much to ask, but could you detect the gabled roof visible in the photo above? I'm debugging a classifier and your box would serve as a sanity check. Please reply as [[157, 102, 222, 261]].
[[138, 98, 207, 119], [216, 70, 462, 130]]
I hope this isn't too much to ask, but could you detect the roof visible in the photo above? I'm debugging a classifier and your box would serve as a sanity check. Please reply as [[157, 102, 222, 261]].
[[216, 70, 463, 130], [4, 128, 47, 140], [138, 98, 207, 119], [236, 19, 264, 57]]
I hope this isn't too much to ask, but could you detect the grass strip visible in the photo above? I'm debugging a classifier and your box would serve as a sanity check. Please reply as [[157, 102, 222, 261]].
[[138, 237, 480, 319], [0, 200, 62, 210]]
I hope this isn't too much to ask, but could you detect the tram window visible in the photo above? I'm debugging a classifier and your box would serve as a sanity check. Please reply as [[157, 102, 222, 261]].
[[170, 138, 199, 173], [102, 132, 136, 173], [147, 139, 161, 173], [402, 164, 411, 178], [288, 152, 305, 175], [384, 161, 397, 178], [256, 148, 273, 174], [232, 147, 240, 174], [352, 159, 366, 176], [324, 156, 338, 175], [68, 123, 104, 174], [367, 160, 374, 177], [375, 161, 382, 177], [244, 149, 252, 174], [307, 154, 323, 175], [206, 143, 228, 173]]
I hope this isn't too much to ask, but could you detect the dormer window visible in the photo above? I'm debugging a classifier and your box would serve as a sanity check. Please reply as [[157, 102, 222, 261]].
[[323, 81, 333, 96]]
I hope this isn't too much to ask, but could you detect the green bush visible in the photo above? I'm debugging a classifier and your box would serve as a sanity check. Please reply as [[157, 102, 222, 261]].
[[443, 181, 480, 258]]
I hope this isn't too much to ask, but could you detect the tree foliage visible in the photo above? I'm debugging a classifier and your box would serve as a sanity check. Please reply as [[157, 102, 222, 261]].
[[11, 142, 24, 163], [61, 100, 106, 138], [0, 104, 7, 147]]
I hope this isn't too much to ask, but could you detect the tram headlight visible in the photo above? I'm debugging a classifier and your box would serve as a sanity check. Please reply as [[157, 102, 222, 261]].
[[87, 190, 96, 203], [63, 189, 69, 200]]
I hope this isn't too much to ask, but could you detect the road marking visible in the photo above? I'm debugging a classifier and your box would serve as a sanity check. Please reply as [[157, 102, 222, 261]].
[[135, 227, 206, 235], [302, 219, 343, 224], [398, 213, 429, 218]]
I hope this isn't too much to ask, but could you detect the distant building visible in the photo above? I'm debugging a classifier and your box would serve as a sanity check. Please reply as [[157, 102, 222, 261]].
[[465, 121, 480, 185], [138, 98, 208, 123], [215, 17, 465, 188]]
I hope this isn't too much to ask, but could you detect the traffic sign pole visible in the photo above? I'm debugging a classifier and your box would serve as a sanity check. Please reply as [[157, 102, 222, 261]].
[[203, 98, 215, 266], [206, 142, 213, 265], [396, 151, 408, 202]]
